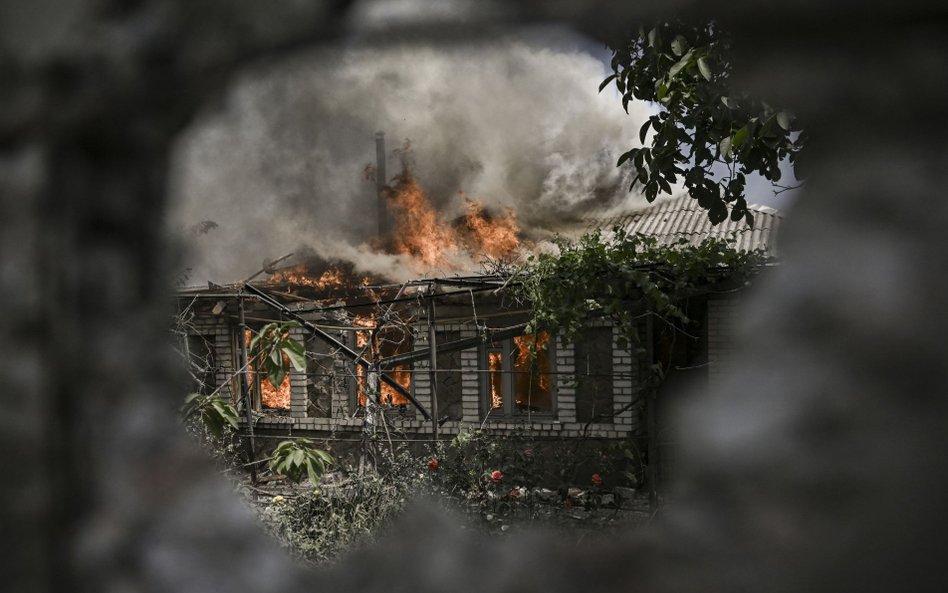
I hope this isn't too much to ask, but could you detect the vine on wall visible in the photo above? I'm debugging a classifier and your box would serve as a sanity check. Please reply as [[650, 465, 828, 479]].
[[514, 228, 766, 353]]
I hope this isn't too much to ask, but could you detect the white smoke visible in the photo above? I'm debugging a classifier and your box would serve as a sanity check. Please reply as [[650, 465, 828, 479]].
[[167, 31, 656, 284]]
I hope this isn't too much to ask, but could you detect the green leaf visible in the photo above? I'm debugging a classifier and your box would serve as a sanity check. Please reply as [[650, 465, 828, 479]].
[[202, 410, 224, 438], [306, 460, 320, 485], [598, 73, 617, 93], [732, 126, 749, 148], [268, 364, 286, 390], [719, 136, 733, 159], [776, 111, 792, 131], [647, 28, 658, 48], [290, 448, 305, 468], [697, 57, 712, 81], [638, 119, 651, 144], [656, 83, 668, 102], [670, 35, 689, 57], [281, 345, 306, 371], [668, 49, 693, 79], [616, 149, 637, 167]]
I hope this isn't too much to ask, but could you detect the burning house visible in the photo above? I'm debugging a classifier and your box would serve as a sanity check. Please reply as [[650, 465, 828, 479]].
[[175, 157, 781, 446]]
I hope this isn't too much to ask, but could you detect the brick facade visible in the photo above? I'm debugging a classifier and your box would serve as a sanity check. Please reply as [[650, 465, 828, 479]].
[[182, 296, 740, 441]]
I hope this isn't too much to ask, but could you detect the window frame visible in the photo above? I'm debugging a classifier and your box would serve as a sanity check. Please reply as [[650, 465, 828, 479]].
[[346, 325, 415, 413], [479, 332, 557, 420], [573, 325, 615, 424]]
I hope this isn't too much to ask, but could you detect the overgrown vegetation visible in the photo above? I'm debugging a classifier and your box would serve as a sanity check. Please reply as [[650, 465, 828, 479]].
[[182, 392, 239, 437], [175, 315, 334, 485], [257, 448, 424, 565], [256, 430, 646, 564], [269, 438, 335, 485], [516, 228, 765, 352]]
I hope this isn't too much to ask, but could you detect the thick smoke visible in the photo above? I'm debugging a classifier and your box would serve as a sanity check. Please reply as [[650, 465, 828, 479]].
[[168, 33, 655, 284]]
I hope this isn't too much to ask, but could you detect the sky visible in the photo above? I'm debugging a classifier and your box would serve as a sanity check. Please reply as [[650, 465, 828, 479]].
[[167, 1, 799, 284]]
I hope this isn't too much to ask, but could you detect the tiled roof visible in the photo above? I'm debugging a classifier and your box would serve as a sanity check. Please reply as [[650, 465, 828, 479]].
[[590, 195, 782, 257]]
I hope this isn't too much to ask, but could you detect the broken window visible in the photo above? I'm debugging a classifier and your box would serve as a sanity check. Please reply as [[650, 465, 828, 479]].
[[304, 335, 336, 418], [350, 319, 413, 408], [481, 331, 554, 418], [574, 326, 614, 423]]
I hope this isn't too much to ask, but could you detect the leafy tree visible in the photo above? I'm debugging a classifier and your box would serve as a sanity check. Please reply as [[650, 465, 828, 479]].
[[603, 21, 805, 225]]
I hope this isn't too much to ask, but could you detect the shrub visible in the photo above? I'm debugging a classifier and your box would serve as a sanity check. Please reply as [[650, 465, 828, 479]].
[[268, 438, 335, 485]]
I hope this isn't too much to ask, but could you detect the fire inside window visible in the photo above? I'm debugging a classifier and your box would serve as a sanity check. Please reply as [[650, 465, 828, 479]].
[[352, 319, 413, 406], [483, 331, 554, 417], [243, 329, 291, 411]]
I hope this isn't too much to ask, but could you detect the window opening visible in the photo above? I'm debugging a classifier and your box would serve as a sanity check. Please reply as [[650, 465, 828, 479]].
[[482, 331, 554, 418]]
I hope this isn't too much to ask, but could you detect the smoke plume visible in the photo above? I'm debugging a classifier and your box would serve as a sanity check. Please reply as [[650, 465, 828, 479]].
[[168, 31, 655, 284]]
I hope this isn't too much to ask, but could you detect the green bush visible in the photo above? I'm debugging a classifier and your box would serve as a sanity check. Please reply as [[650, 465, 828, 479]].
[[259, 446, 424, 564], [268, 438, 335, 485]]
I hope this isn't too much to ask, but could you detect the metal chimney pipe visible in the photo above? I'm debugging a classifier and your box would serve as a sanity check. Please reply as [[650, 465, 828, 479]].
[[375, 131, 388, 238]]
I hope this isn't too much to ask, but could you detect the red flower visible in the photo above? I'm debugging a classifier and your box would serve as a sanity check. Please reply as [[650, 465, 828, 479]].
[[427, 457, 439, 471], [508, 488, 520, 498], [563, 498, 573, 509], [490, 470, 503, 483], [591, 473, 602, 486]]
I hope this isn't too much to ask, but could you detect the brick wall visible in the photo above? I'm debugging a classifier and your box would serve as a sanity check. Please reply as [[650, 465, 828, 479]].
[[708, 295, 740, 394], [230, 317, 646, 440]]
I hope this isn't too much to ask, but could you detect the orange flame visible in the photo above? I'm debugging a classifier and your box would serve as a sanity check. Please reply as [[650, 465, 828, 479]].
[[353, 314, 412, 406], [244, 330, 291, 410], [513, 332, 552, 412], [385, 171, 522, 271], [386, 174, 460, 267], [488, 351, 504, 410], [260, 366, 291, 409], [268, 265, 348, 289], [463, 199, 521, 259]]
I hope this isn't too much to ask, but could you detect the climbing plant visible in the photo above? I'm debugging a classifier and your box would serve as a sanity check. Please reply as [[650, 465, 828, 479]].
[[515, 228, 765, 352]]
